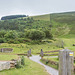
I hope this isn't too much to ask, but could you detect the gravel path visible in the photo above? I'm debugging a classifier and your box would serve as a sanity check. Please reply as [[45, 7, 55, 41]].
[[30, 55, 58, 75]]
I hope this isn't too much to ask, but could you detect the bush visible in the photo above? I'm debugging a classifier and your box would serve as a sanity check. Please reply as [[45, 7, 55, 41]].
[[4, 30, 18, 39], [15, 61, 22, 69], [8, 39, 14, 44], [28, 30, 46, 40], [13, 41, 20, 44], [21, 56, 25, 66], [15, 56, 25, 69], [8, 39, 20, 44], [55, 40, 64, 48], [44, 30, 53, 39], [0, 38, 6, 43]]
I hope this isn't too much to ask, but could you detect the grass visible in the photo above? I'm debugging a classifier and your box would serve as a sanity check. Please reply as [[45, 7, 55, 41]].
[[43, 56, 58, 62], [0, 57, 50, 75], [0, 38, 75, 55], [59, 38, 75, 56], [32, 14, 50, 21], [40, 59, 58, 70], [43, 56, 75, 67], [0, 55, 18, 61], [0, 43, 62, 54]]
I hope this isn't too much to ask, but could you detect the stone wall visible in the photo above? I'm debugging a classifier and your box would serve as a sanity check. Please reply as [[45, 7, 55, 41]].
[[0, 62, 10, 71], [0, 48, 13, 52]]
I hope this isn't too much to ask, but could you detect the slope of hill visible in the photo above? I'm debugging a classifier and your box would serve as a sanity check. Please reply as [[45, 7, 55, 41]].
[[50, 11, 75, 35], [0, 11, 75, 37], [32, 14, 50, 21]]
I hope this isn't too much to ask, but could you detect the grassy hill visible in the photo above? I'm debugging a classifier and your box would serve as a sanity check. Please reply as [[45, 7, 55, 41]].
[[50, 11, 75, 36], [32, 14, 50, 21], [0, 11, 75, 38], [31, 11, 75, 37]]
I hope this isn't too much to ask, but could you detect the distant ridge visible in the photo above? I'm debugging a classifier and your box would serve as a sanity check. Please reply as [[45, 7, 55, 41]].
[[1, 15, 27, 20]]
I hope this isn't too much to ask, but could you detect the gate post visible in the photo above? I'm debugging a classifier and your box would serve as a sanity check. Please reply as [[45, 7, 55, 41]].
[[59, 49, 74, 75], [29, 49, 31, 56], [40, 49, 43, 59]]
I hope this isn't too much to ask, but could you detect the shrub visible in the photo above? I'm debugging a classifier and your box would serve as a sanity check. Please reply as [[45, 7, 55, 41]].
[[4, 30, 18, 39], [21, 56, 25, 66], [28, 30, 46, 40], [17, 38, 31, 43], [0, 30, 6, 38], [44, 30, 53, 39], [55, 40, 64, 48], [0, 38, 6, 43], [13, 41, 20, 44], [15, 61, 22, 69], [8, 39, 14, 44], [8, 39, 20, 44]]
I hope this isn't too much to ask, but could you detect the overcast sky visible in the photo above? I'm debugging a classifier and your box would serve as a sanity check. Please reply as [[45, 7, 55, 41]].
[[0, 0, 75, 18]]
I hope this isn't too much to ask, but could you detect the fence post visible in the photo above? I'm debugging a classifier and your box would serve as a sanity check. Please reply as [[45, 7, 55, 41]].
[[59, 49, 74, 75], [29, 49, 31, 56], [40, 49, 43, 59]]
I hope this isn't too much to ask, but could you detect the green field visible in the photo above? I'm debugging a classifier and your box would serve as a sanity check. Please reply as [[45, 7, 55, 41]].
[[0, 55, 18, 61], [0, 38, 75, 54], [0, 57, 49, 75]]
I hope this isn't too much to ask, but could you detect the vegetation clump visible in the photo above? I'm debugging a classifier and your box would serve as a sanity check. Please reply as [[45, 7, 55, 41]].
[[15, 56, 25, 69]]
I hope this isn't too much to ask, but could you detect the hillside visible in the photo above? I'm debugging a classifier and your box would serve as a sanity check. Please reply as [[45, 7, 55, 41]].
[[50, 11, 75, 35], [0, 11, 75, 38], [32, 14, 50, 21]]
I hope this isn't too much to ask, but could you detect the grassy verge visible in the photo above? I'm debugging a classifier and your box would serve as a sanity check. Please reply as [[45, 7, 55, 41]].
[[0, 43, 62, 54], [41, 57, 75, 74], [0, 55, 18, 61], [0, 57, 50, 75], [40, 59, 58, 70]]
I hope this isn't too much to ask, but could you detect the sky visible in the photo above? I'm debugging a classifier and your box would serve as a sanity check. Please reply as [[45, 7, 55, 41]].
[[0, 0, 75, 19]]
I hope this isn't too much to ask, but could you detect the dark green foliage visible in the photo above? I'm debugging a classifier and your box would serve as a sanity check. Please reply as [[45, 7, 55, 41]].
[[15, 61, 22, 69], [0, 38, 6, 43], [0, 18, 51, 31], [13, 41, 20, 44], [1, 15, 27, 20], [0, 30, 6, 38], [28, 30, 46, 40], [7, 39, 20, 44], [29, 40, 44, 45], [7, 39, 14, 44], [21, 56, 25, 66], [44, 30, 53, 39], [45, 60, 49, 64], [18, 32, 25, 38], [15, 56, 25, 69], [4, 30, 18, 39], [18, 38, 31, 43], [17, 38, 25, 43]]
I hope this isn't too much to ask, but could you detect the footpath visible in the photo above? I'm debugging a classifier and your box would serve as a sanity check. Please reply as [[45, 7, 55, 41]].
[[30, 55, 58, 75]]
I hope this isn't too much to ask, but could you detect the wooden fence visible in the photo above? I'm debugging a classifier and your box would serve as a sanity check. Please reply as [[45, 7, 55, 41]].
[[40, 49, 75, 75], [40, 49, 60, 58]]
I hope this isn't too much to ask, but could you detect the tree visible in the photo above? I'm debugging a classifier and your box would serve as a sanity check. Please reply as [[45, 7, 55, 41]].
[[0, 30, 6, 38], [44, 30, 53, 39], [4, 30, 18, 39], [28, 29, 45, 40]]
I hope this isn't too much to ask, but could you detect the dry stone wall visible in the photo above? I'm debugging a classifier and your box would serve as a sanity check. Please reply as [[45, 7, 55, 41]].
[[0, 62, 10, 71], [0, 48, 13, 52]]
